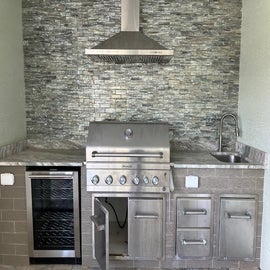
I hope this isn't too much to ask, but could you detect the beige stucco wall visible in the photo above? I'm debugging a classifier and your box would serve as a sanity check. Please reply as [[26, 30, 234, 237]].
[[238, 0, 270, 269], [0, 0, 26, 146]]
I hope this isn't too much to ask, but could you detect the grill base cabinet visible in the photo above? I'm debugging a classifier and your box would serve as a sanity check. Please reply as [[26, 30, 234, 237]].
[[91, 194, 164, 270], [81, 164, 264, 270]]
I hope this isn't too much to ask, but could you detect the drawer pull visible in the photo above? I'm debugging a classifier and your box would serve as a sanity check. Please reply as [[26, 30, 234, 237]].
[[227, 212, 252, 219], [183, 209, 207, 215], [134, 214, 159, 219], [181, 239, 207, 246], [91, 215, 105, 231]]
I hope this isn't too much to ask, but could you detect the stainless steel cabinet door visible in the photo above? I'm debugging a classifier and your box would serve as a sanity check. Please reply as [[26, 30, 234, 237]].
[[91, 198, 109, 270], [128, 198, 163, 259], [219, 197, 256, 260]]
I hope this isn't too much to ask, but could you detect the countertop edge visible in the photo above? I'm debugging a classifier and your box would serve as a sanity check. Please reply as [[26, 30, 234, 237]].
[[172, 163, 265, 169], [0, 161, 85, 167]]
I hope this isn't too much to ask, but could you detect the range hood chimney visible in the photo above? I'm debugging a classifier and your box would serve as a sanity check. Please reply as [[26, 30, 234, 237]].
[[85, 0, 174, 64]]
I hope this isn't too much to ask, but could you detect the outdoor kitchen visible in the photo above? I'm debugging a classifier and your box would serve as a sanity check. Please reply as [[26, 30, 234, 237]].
[[0, 120, 266, 270], [0, 0, 270, 270]]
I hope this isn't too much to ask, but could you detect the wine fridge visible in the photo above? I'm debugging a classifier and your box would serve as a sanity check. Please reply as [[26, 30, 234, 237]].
[[25, 166, 81, 264]]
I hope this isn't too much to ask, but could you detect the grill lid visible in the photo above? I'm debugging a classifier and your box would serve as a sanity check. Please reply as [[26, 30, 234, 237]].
[[86, 121, 170, 165]]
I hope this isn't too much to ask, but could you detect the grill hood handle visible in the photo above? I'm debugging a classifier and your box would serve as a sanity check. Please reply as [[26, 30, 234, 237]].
[[92, 152, 163, 158]]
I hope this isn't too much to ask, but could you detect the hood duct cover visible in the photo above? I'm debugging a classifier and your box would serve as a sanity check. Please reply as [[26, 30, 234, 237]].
[[85, 0, 174, 64]]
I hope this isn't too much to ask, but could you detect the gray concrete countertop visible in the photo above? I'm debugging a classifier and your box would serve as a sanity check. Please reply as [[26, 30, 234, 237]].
[[171, 151, 265, 169], [0, 148, 85, 166]]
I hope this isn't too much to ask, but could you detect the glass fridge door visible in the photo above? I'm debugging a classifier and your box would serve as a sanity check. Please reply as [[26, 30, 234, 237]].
[[31, 178, 75, 251]]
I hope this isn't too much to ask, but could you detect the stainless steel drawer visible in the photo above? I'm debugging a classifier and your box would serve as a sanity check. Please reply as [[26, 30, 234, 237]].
[[177, 197, 211, 228], [176, 228, 211, 258]]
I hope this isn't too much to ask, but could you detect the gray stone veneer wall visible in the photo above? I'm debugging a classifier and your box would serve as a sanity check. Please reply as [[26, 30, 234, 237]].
[[22, 0, 242, 150]]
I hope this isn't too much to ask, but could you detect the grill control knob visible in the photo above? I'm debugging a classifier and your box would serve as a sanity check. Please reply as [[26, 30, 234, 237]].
[[132, 176, 140, 185], [152, 176, 159, 185], [119, 175, 127, 185], [105, 175, 113, 185], [91, 175, 99, 185], [143, 176, 149, 184]]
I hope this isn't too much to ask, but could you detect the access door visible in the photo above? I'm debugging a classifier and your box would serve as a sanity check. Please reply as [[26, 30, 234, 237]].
[[91, 198, 109, 270], [128, 198, 163, 259], [219, 196, 256, 260]]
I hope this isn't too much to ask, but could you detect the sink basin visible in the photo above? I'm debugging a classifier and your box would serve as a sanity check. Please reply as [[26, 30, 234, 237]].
[[211, 152, 249, 163]]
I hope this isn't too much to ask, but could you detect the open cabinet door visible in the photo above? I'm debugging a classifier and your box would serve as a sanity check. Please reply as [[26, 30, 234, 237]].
[[91, 198, 109, 270]]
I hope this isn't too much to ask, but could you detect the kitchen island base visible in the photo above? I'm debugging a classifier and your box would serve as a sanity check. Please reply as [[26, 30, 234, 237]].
[[81, 166, 263, 270]]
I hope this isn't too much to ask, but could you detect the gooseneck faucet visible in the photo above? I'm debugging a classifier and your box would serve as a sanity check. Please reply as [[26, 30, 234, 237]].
[[218, 113, 240, 152]]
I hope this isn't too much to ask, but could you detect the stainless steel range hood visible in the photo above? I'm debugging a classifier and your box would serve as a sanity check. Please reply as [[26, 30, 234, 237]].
[[85, 0, 174, 64]]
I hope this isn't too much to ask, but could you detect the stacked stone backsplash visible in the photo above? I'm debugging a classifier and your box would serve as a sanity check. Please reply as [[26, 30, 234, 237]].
[[22, 0, 242, 150]]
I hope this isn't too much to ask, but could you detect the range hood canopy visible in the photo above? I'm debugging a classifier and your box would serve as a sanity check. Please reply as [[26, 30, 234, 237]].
[[85, 0, 174, 64]]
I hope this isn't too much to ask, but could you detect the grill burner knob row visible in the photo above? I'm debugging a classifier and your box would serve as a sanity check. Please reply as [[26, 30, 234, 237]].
[[91, 175, 99, 185], [119, 175, 127, 185], [105, 175, 113, 185], [152, 176, 159, 185], [91, 175, 160, 186], [132, 176, 140, 185]]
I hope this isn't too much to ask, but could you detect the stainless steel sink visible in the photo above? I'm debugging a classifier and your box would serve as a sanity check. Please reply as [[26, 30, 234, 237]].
[[211, 152, 249, 163]]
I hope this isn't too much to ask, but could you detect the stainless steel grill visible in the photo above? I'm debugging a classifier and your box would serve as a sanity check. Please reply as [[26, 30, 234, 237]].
[[86, 122, 171, 193]]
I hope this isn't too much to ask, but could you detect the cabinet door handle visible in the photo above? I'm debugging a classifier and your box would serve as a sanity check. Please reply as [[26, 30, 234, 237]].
[[134, 214, 159, 219], [91, 215, 105, 231], [181, 239, 207, 246], [183, 209, 207, 215], [227, 212, 252, 219]]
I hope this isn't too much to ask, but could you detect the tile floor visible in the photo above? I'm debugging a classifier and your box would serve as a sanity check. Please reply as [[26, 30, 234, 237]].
[[0, 267, 226, 270], [2, 268, 188, 270], [0, 266, 90, 270], [0, 268, 211, 270]]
